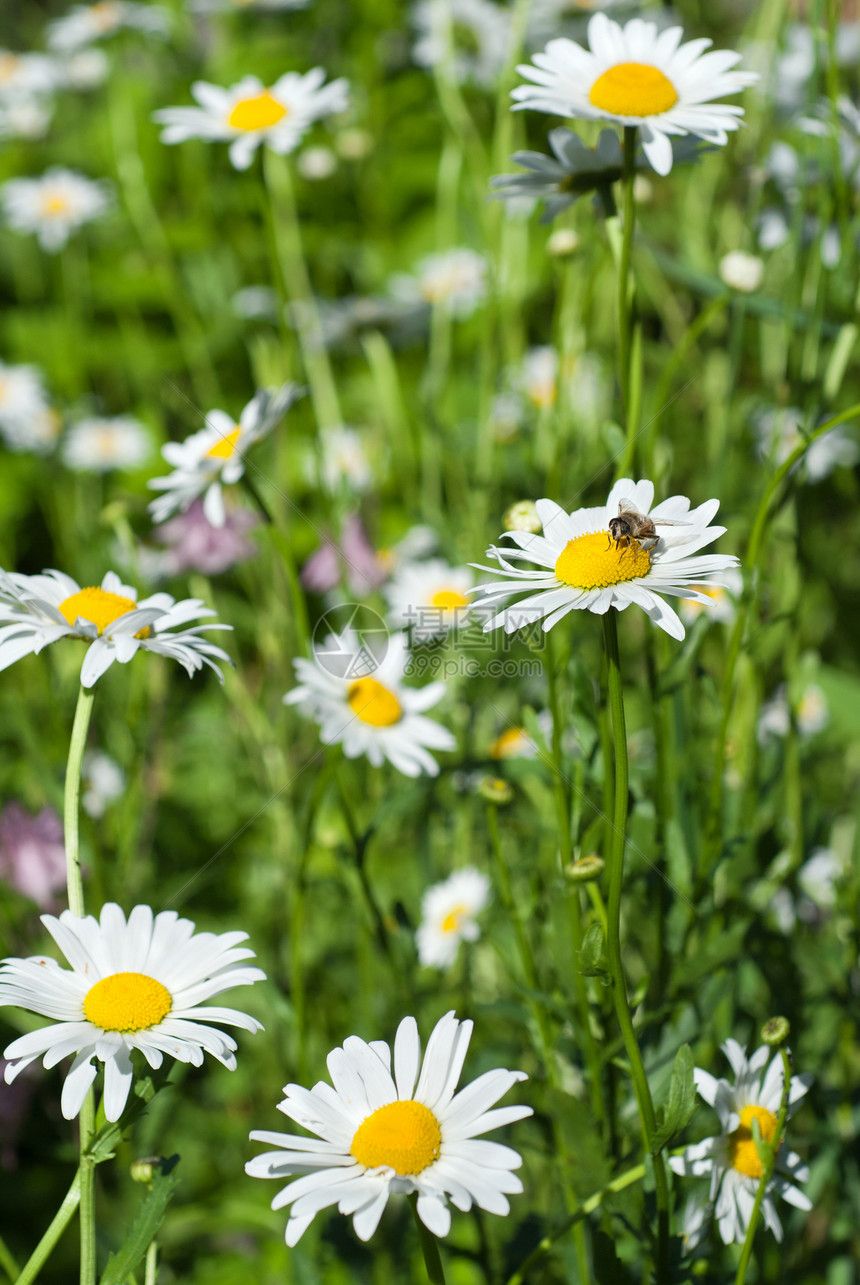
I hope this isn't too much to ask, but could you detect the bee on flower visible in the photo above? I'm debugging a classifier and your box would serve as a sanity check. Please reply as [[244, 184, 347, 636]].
[[0, 168, 112, 253]]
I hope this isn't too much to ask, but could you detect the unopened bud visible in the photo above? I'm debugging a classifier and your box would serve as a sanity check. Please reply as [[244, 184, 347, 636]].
[[565, 854, 605, 883], [503, 500, 541, 534], [130, 1157, 160, 1185], [546, 228, 580, 257], [478, 775, 514, 805], [761, 1016, 790, 1047]]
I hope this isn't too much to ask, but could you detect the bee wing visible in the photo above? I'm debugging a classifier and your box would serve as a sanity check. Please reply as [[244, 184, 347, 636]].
[[652, 517, 691, 527], [617, 499, 639, 515]]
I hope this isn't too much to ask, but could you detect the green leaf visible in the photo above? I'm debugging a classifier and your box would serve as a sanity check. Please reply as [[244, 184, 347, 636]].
[[99, 1157, 180, 1285], [650, 1044, 696, 1153]]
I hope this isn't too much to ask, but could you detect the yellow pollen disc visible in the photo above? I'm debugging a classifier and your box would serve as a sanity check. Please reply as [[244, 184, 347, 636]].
[[42, 194, 70, 217], [206, 426, 241, 460], [554, 531, 651, 590], [430, 588, 469, 609], [490, 727, 526, 759], [351, 1099, 442, 1175], [729, 1105, 779, 1178], [227, 91, 288, 132], [589, 62, 678, 118], [59, 586, 150, 637], [347, 677, 403, 727], [441, 904, 468, 934], [83, 971, 172, 1032]]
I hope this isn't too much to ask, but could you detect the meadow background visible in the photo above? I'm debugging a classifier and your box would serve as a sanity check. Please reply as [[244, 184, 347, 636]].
[[1, 0, 859, 1281]]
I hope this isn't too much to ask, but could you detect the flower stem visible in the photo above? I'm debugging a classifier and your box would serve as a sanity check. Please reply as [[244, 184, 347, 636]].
[[12, 1170, 82, 1285], [64, 685, 95, 920], [733, 1049, 793, 1285], [0, 1234, 18, 1282], [602, 612, 670, 1279], [78, 1093, 96, 1285], [617, 125, 638, 471], [144, 1240, 158, 1285], [239, 473, 311, 655], [408, 1194, 447, 1285]]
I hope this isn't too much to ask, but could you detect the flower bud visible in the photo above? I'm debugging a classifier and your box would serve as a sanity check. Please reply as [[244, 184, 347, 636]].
[[760, 1015, 790, 1047], [130, 1157, 160, 1185], [565, 854, 605, 883], [546, 228, 580, 257], [478, 775, 514, 805], [503, 500, 541, 534]]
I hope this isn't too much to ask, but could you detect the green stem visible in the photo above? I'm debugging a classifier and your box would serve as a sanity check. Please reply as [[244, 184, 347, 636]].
[[0, 1235, 18, 1283], [334, 770, 393, 964], [505, 1163, 646, 1285], [78, 1094, 96, 1285], [733, 1049, 793, 1285], [602, 613, 670, 1280], [144, 1240, 158, 1285], [617, 127, 637, 427], [240, 474, 311, 654], [64, 686, 95, 920], [12, 1171, 82, 1285], [408, 1194, 446, 1285]]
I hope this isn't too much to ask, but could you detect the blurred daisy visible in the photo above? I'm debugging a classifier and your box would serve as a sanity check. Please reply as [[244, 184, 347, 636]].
[[669, 1039, 812, 1245], [64, 48, 110, 89], [0, 803, 66, 910], [0, 903, 264, 1122], [47, 2, 170, 52], [1, 405, 61, 456], [153, 70, 349, 171], [148, 383, 301, 526], [411, 0, 511, 89], [231, 285, 279, 321], [0, 568, 232, 687], [318, 426, 373, 494], [1, 168, 111, 253], [246, 1010, 531, 1243], [189, 0, 308, 9], [752, 406, 859, 482], [0, 97, 54, 141], [284, 630, 455, 777], [519, 346, 558, 408], [757, 683, 828, 744], [297, 145, 337, 180], [385, 558, 474, 642], [81, 750, 125, 818], [719, 251, 764, 293], [416, 868, 491, 968], [679, 566, 743, 627], [390, 249, 488, 319], [512, 13, 756, 176], [472, 478, 738, 642], [0, 360, 49, 440], [489, 712, 552, 760], [62, 416, 151, 473], [0, 51, 62, 98]]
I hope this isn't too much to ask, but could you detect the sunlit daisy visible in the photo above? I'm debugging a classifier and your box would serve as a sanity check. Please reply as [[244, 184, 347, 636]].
[[0, 903, 264, 1122], [1, 168, 111, 253], [148, 382, 301, 526], [489, 712, 552, 760], [679, 566, 743, 626], [62, 415, 151, 473], [752, 406, 859, 482], [47, 2, 170, 52], [385, 558, 474, 642], [512, 13, 757, 176], [416, 869, 491, 969], [153, 70, 349, 171], [669, 1039, 812, 1245], [757, 682, 829, 743], [519, 346, 558, 408], [0, 568, 232, 686], [0, 50, 63, 98], [0, 97, 54, 141], [1, 405, 61, 455], [246, 1010, 531, 1243], [284, 630, 455, 777], [81, 749, 125, 819], [390, 248, 488, 319], [472, 478, 738, 642], [0, 360, 49, 439], [411, 0, 511, 89], [318, 425, 372, 495]]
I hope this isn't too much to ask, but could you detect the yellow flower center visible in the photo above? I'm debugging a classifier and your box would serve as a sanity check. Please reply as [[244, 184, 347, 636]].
[[347, 677, 403, 727], [430, 588, 469, 609], [588, 62, 678, 118], [41, 194, 70, 217], [441, 904, 468, 934], [206, 426, 241, 460], [83, 971, 172, 1032], [490, 727, 526, 759], [227, 91, 288, 132], [59, 586, 150, 637], [351, 1099, 442, 1175], [554, 531, 651, 589], [728, 1105, 779, 1179]]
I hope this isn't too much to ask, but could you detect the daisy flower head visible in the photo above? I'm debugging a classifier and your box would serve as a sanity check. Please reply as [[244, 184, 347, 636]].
[[472, 478, 739, 642], [1, 168, 112, 253], [489, 711, 553, 760], [0, 904, 264, 1122], [390, 248, 488, 319], [679, 565, 743, 626], [62, 415, 151, 473], [47, 2, 170, 52], [411, 0, 512, 89], [148, 382, 301, 526], [385, 558, 474, 642], [416, 868, 491, 969], [0, 50, 63, 98], [246, 1010, 531, 1244], [0, 568, 233, 687], [284, 629, 455, 777], [511, 13, 757, 176], [0, 360, 49, 440], [153, 70, 349, 171], [669, 1039, 812, 1245]]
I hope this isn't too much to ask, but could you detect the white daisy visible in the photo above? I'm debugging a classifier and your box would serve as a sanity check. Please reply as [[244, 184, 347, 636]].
[[0, 50, 63, 98], [189, 0, 308, 10], [757, 683, 829, 744], [752, 406, 859, 482], [669, 1039, 812, 1245], [511, 13, 757, 176], [318, 425, 372, 495], [0, 903, 264, 1122], [1, 405, 61, 455], [0, 97, 54, 141], [519, 345, 558, 409], [284, 630, 455, 777], [488, 711, 553, 760], [411, 0, 512, 89], [416, 869, 491, 969], [0, 360, 49, 438], [472, 478, 739, 642], [1, 168, 111, 253], [62, 415, 151, 473], [63, 48, 110, 90], [46, 2, 170, 53], [153, 70, 349, 172], [390, 248, 488, 319], [679, 566, 743, 627], [246, 1010, 531, 1244], [81, 749, 125, 819], [385, 558, 474, 642], [0, 568, 233, 687], [148, 382, 301, 526]]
